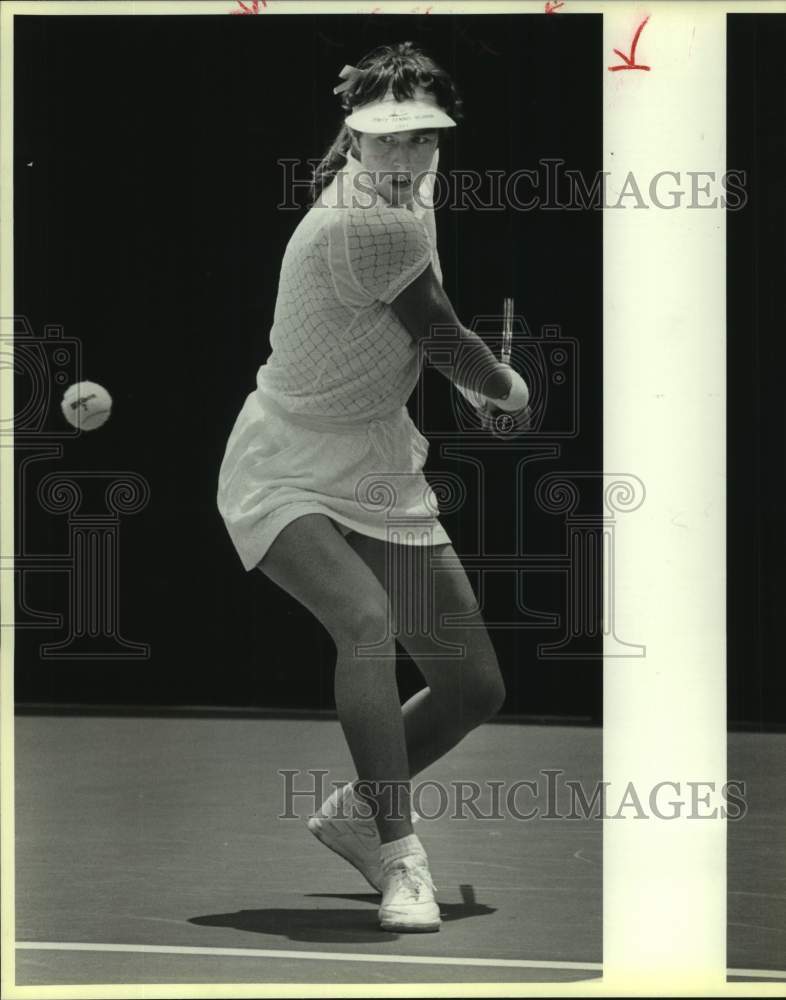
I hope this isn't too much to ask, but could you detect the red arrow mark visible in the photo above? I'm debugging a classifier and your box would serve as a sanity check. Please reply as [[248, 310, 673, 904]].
[[545, 1, 565, 13], [609, 16, 651, 71]]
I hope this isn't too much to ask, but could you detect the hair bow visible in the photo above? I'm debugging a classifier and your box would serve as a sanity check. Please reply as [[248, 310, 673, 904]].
[[333, 64, 362, 95]]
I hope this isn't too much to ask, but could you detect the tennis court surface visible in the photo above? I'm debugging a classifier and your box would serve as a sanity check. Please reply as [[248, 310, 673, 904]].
[[14, 715, 602, 986], [15, 716, 784, 987]]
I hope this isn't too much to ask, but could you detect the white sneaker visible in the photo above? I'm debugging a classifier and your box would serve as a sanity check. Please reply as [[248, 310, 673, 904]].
[[307, 782, 384, 892], [307, 782, 421, 894], [378, 853, 441, 933]]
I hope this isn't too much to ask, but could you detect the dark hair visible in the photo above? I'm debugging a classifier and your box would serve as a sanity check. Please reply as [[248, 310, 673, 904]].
[[311, 41, 463, 201]]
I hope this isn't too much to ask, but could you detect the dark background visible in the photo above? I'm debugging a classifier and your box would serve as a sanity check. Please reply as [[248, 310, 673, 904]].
[[727, 15, 786, 730], [13, 13, 604, 720]]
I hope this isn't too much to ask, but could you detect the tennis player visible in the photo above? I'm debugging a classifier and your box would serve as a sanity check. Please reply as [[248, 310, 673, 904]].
[[217, 42, 530, 933]]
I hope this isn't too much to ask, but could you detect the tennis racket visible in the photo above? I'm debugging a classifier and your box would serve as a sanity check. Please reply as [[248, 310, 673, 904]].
[[455, 296, 522, 433], [493, 296, 517, 435]]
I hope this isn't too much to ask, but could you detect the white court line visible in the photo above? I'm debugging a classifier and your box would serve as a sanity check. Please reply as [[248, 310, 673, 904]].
[[727, 969, 786, 981], [15, 943, 786, 980], [15, 941, 601, 973]]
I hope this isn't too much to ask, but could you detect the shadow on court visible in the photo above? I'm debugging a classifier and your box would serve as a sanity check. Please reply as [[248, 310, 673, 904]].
[[189, 895, 496, 944]]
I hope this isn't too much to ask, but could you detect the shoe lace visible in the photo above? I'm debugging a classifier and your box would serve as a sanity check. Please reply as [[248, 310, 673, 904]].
[[385, 856, 437, 898]]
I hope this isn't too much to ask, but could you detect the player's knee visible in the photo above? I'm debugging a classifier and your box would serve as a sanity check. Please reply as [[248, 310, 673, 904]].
[[438, 664, 505, 730], [465, 663, 506, 726], [329, 599, 394, 650], [481, 671, 506, 721]]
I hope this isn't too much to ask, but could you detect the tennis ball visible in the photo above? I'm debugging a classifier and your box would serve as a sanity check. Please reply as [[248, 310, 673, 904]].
[[61, 381, 112, 431]]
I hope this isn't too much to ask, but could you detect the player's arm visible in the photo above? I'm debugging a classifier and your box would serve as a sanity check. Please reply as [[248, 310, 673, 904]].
[[391, 264, 514, 403]]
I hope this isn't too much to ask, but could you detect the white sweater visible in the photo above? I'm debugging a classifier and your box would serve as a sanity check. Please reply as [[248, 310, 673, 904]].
[[255, 150, 443, 420]]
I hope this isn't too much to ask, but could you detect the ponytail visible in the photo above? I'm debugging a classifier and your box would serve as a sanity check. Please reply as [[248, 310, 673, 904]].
[[311, 125, 355, 202]]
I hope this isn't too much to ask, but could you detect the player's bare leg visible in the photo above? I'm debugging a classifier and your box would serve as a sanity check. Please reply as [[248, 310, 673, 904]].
[[344, 533, 506, 778], [258, 513, 413, 845]]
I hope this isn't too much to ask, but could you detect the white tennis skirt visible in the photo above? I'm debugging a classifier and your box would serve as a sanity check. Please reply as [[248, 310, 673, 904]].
[[217, 388, 452, 571]]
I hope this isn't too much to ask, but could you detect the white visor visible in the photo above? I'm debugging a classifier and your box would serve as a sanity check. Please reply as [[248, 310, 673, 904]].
[[345, 88, 456, 134]]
